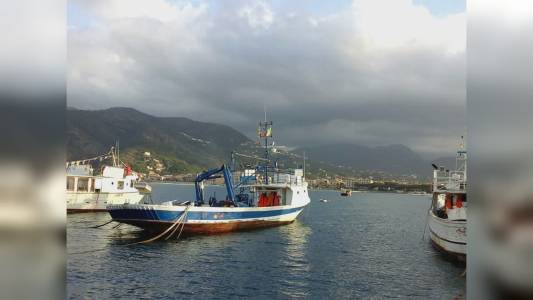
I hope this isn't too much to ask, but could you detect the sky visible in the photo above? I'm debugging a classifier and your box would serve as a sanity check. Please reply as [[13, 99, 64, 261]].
[[67, 0, 465, 157]]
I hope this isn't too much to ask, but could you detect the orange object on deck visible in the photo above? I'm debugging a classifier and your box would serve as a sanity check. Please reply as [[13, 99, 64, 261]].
[[258, 192, 280, 207], [267, 192, 275, 206], [273, 195, 280, 206], [445, 194, 452, 209], [258, 193, 268, 207], [456, 194, 463, 208]]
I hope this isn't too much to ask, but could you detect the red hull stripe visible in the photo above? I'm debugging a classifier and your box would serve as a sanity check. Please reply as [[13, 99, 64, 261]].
[[117, 219, 295, 234]]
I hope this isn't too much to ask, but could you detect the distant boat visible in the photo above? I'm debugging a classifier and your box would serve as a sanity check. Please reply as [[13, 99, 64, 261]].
[[340, 189, 352, 196], [409, 191, 430, 196], [66, 146, 151, 213], [427, 140, 467, 261], [107, 118, 311, 235], [320, 199, 328, 203]]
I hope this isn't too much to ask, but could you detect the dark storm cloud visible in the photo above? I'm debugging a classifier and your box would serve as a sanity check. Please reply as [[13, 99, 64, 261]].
[[68, 0, 465, 156]]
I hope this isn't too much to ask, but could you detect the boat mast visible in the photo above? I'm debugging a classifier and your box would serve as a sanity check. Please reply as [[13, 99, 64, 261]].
[[258, 109, 273, 185], [303, 151, 306, 179], [111, 144, 117, 167], [456, 136, 467, 180]]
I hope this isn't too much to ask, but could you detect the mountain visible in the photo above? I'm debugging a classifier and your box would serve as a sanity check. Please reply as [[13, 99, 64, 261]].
[[67, 107, 251, 173], [67, 107, 451, 179], [295, 143, 453, 177]]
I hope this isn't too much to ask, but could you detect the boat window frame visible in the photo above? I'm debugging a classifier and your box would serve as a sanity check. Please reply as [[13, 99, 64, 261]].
[[77, 177, 89, 192], [117, 180, 124, 190], [67, 177, 75, 191]]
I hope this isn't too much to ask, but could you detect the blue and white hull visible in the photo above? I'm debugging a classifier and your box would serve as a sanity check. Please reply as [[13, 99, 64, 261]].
[[107, 203, 307, 234]]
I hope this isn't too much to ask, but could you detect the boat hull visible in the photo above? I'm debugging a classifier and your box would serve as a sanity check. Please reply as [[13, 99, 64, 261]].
[[107, 204, 306, 234], [428, 210, 466, 261], [67, 192, 146, 213]]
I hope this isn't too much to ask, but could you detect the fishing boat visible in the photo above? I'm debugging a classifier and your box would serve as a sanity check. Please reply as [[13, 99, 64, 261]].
[[67, 146, 151, 213], [427, 138, 467, 261], [340, 189, 352, 196], [108, 119, 311, 235]]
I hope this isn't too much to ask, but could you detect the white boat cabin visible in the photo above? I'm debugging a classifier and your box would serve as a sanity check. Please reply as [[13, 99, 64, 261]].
[[243, 169, 308, 207], [431, 149, 467, 221], [66, 165, 142, 194]]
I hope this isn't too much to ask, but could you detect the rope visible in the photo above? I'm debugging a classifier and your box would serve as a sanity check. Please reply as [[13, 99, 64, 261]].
[[69, 247, 109, 255], [66, 150, 114, 167], [70, 219, 115, 229], [165, 208, 188, 240], [174, 212, 189, 241], [69, 205, 191, 255], [165, 206, 190, 240], [124, 205, 191, 245], [91, 219, 114, 228], [421, 198, 433, 241]]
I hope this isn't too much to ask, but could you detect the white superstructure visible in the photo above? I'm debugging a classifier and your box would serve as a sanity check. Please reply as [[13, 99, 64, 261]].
[[428, 139, 467, 260], [66, 147, 151, 213]]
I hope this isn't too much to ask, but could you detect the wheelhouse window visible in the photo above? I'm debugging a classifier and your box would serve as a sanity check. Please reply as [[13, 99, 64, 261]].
[[67, 177, 75, 191], [77, 178, 89, 192], [117, 181, 124, 190]]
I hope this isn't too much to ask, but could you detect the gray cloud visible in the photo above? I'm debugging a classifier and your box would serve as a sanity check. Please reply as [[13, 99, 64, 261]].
[[68, 0, 465, 157]]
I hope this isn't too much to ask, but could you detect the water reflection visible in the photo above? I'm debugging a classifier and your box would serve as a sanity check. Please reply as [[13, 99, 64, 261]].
[[277, 220, 312, 298]]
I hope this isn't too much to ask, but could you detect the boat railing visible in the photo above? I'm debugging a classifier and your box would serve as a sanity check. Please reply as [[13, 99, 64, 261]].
[[234, 170, 305, 186], [432, 170, 467, 192], [271, 173, 305, 185]]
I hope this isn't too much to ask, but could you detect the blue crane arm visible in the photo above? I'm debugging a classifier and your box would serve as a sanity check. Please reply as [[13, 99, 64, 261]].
[[195, 164, 235, 205]]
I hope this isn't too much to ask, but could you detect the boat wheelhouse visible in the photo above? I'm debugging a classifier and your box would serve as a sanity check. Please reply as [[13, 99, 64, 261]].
[[67, 147, 151, 213], [108, 119, 311, 235], [428, 138, 467, 261]]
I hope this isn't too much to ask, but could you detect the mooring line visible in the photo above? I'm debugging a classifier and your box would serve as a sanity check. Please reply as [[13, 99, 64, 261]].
[[174, 213, 189, 241], [124, 205, 191, 245], [69, 247, 109, 255], [165, 211, 187, 241], [90, 219, 115, 228], [421, 199, 433, 241], [69, 206, 191, 255], [70, 219, 115, 230], [165, 207, 190, 241]]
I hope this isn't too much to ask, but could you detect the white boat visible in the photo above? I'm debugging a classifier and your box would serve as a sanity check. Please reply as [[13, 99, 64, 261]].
[[427, 139, 467, 261], [108, 119, 311, 235], [66, 147, 151, 213], [410, 191, 430, 196]]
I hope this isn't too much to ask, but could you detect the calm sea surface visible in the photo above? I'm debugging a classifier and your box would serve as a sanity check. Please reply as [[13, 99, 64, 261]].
[[67, 183, 465, 299]]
